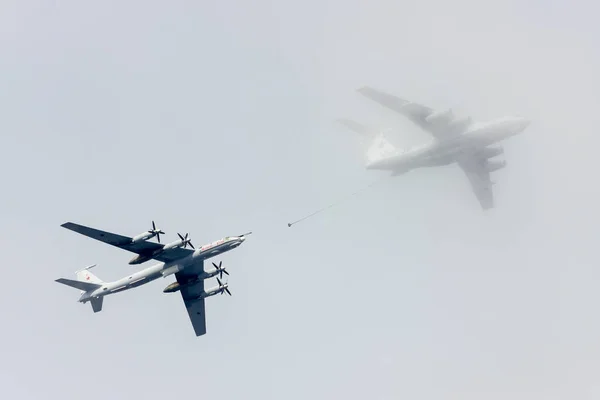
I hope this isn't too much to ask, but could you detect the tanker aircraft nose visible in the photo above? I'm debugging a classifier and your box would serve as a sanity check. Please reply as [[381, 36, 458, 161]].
[[508, 116, 531, 133]]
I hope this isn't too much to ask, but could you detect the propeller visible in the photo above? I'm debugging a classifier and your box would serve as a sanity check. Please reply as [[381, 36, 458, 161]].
[[148, 220, 165, 243], [216, 278, 231, 296], [177, 232, 195, 249], [212, 261, 229, 279]]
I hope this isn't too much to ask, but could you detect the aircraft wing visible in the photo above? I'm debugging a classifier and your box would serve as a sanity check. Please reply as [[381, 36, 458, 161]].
[[357, 86, 461, 140], [61, 222, 194, 263], [336, 119, 370, 135], [457, 156, 494, 210], [175, 262, 207, 337]]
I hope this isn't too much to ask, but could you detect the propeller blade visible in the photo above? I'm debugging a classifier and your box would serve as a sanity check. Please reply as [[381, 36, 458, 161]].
[[217, 278, 222, 286], [225, 288, 231, 296], [223, 269, 229, 276], [152, 220, 156, 230], [177, 232, 184, 241], [188, 242, 195, 249], [156, 232, 161, 243]]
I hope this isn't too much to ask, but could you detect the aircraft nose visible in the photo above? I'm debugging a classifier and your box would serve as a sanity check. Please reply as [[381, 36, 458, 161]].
[[516, 117, 531, 131]]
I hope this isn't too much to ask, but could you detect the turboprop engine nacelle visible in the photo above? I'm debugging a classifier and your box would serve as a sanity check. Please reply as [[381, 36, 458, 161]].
[[204, 287, 222, 297], [131, 221, 164, 245], [162, 233, 194, 252], [162, 241, 181, 251], [485, 160, 506, 172], [131, 231, 154, 244], [204, 279, 230, 298], [425, 109, 453, 124]]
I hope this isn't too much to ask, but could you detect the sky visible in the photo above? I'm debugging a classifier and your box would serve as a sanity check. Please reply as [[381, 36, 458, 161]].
[[1, 0, 600, 399]]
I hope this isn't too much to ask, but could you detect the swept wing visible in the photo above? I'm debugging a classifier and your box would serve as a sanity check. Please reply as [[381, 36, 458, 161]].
[[357, 86, 469, 140], [456, 153, 495, 210], [175, 262, 207, 336], [61, 222, 193, 263], [358, 86, 499, 210]]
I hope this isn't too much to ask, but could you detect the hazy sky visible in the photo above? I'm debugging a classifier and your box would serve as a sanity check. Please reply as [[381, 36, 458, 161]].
[[2, 1, 600, 399]]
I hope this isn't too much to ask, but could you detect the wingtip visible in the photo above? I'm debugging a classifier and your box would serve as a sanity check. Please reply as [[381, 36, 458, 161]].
[[356, 85, 374, 93], [335, 118, 352, 128]]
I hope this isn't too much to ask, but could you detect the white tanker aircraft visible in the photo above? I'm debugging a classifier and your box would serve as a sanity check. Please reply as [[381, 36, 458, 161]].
[[342, 86, 531, 210], [55, 221, 251, 337]]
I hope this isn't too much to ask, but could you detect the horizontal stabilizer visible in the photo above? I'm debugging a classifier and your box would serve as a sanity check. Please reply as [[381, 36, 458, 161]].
[[55, 278, 102, 292]]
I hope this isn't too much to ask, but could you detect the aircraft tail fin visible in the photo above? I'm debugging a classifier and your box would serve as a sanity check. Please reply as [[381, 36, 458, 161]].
[[55, 264, 105, 293], [56, 265, 107, 313], [365, 130, 398, 165], [337, 119, 398, 164], [75, 264, 104, 284]]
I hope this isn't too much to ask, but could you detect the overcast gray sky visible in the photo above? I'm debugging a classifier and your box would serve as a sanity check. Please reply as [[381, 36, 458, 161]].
[[2, 1, 600, 399]]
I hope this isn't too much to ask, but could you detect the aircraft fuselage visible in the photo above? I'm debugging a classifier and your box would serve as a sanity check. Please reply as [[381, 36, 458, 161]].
[[78, 235, 246, 303], [366, 116, 530, 173], [128, 233, 245, 264]]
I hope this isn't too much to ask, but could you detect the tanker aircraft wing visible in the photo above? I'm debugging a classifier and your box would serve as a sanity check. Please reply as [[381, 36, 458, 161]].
[[457, 154, 495, 210], [357, 86, 470, 140]]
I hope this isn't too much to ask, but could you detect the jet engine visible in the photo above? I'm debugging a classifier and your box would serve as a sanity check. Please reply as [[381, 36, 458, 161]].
[[425, 109, 453, 124], [478, 146, 504, 159], [484, 160, 506, 172], [447, 116, 472, 132]]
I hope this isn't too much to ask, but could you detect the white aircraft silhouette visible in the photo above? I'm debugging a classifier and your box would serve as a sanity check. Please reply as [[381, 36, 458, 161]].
[[55, 221, 251, 336], [339, 86, 531, 210]]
